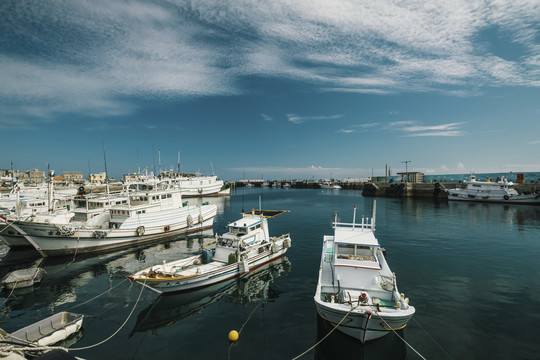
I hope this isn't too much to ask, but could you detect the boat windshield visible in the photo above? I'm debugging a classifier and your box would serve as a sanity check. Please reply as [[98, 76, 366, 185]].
[[336, 244, 376, 261]]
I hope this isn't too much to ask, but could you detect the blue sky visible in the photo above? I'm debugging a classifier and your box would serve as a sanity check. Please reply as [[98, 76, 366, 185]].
[[1, 0, 539, 180]]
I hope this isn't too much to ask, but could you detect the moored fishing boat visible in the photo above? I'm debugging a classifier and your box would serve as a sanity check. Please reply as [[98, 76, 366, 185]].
[[1, 183, 217, 257], [446, 174, 540, 204], [128, 209, 291, 294], [314, 203, 415, 343]]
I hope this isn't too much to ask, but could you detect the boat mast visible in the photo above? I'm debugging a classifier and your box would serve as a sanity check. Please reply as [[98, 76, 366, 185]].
[[102, 143, 110, 200], [47, 164, 54, 214], [372, 200, 376, 230]]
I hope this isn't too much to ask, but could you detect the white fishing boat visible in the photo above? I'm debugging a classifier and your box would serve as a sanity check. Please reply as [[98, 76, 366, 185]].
[[172, 175, 225, 197], [129, 209, 291, 294], [2, 267, 46, 289], [446, 174, 540, 205], [314, 203, 415, 343], [320, 181, 342, 189], [131, 257, 291, 334], [1, 183, 217, 257], [7, 311, 83, 347]]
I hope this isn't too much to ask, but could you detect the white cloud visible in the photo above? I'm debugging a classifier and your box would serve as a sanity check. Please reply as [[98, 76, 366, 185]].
[[1, 0, 540, 121], [337, 129, 356, 134], [527, 140, 540, 144], [457, 162, 466, 170], [388, 121, 466, 137], [287, 114, 343, 124], [261, 114, 273, 121], [440, 165, 449, 172]]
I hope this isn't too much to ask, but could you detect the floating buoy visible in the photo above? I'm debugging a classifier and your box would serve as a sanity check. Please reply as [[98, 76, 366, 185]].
[[228, 330, 239, 342]]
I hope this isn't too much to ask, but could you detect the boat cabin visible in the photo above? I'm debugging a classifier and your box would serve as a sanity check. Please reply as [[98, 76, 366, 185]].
[[331, 221, 382, 290], [213, 215, 270, 262]]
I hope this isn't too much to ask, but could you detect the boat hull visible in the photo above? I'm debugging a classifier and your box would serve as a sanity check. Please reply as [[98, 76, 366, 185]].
[[10, 312, 83, 346], [134, 237, 290, 294], [315, 299, 414, 342], [7, 205, 217, 257], [446, 190, 540, 205]]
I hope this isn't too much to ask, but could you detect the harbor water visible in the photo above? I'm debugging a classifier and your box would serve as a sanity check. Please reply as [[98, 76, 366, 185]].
[[1, 188, 539, 359]]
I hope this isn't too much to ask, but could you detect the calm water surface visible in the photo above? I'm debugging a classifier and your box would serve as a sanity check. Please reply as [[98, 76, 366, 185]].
[[1, 188, 539, 359]]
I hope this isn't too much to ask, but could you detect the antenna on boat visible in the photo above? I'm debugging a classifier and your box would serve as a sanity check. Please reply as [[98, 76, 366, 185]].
[[102, 142, 110, 199], [241, 170, 245, 213], [177, 152, 180, 174], [372, 200, 376, 230], [352, 205, 357, 229], [210, 162, 215, 176]]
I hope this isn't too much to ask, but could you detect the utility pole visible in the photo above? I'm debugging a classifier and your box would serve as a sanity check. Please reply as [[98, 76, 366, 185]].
[[401, 160, 411, 183]]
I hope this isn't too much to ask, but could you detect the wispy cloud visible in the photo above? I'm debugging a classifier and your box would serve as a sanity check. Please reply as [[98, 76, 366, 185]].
[[353, 122, 380, 129], [388, 121, 466, 137], [527, 140, 540, 144], [229, 165, 377, 178], [1, 0, 540, 121], [337, 129, 356, 134], [287, 114, 343, 124], [261, 114, 273, 121]]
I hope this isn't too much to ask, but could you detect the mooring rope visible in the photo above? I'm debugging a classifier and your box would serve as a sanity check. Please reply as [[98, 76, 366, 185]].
[[228, 302, 261, 354], [0, 280, 20, 307], [65, 278, 129, 311], [376, 313, 427, 360], [68, 280, 146, 351], [291, 304, 359, 360], [411, 317, 453, 360]]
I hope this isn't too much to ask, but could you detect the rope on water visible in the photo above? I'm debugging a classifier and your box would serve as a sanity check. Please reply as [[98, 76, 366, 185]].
[[0, 280, 19, 307], [68, 279, 146, 351], [228, 302, 261, 353], [377, 313, 427, 360], [65, 278, 129, 311], [411, 317, 453, 360], [291, 304, 359, 360]]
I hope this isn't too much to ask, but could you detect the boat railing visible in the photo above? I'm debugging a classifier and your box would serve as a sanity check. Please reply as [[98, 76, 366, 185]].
[[333, 218, 374, 230]]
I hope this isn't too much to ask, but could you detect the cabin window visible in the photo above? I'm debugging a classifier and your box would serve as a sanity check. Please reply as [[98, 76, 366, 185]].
[[167, 194, 172, 198], [161, 195, 167, 199], [336, 244, 374, 260]]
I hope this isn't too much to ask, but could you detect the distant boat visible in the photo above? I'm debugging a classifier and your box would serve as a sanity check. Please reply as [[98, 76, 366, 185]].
[[314, 203, 415, 343], [129, 209, 291, 294], [446, 174, 540, 205], [320, 181, 342, 189]]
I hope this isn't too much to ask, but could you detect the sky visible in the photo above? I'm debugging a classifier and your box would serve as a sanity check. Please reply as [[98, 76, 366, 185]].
[[1, 0, 539, 181]]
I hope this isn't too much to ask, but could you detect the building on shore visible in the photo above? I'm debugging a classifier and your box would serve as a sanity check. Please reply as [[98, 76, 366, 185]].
[[63, 171, 84, 184], [397, 171, 424, 183], [89, 172, 107, 183]]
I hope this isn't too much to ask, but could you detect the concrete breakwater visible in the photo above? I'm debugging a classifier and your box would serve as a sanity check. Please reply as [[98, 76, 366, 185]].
[[234, 181, 540, 200]]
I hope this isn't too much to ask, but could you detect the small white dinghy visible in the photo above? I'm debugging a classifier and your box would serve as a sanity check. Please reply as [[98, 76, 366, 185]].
[[2, 267, 46, 290], [8, 311, 84, 347]]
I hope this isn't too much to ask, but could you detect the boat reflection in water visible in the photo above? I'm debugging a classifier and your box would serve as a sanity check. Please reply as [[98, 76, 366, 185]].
[[131, 256, 291, 334], [0, 229, 216, 317], [315, 314, 407, 360]]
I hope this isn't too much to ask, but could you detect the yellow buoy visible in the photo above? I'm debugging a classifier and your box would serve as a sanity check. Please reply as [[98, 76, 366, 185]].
[[228, 330, 239, 342]]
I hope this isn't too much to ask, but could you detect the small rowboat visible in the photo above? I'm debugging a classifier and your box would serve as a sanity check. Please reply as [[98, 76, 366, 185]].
[[2, 267, 45, 290], [8, 312, 84, 347]]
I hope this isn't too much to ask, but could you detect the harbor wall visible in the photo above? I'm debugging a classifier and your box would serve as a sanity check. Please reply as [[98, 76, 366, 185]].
[[232, 181, 540, 200]]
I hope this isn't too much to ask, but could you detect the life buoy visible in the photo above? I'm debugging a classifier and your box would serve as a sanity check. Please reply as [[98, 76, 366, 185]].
[[503, 195, 509, 200], [198, 214, 204, 224], [136, 226, 145, 236], [187, 215, 193, 227]]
